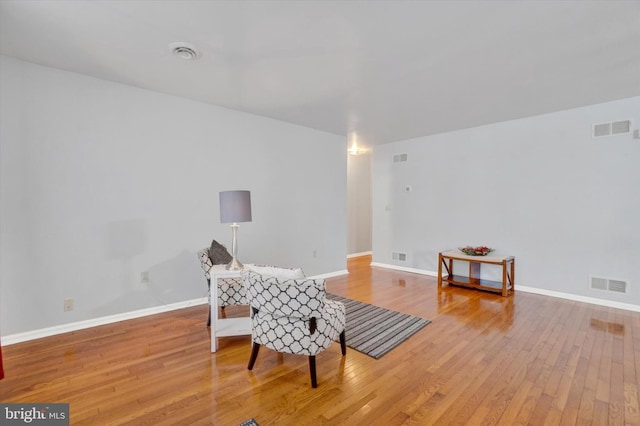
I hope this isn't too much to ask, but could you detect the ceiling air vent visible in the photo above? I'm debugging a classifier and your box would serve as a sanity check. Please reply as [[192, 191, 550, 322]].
[[168, 42, 201, 60], [593, 120, 631, 138], [590, 276, 628, 294], [393, 153, 408, 163]]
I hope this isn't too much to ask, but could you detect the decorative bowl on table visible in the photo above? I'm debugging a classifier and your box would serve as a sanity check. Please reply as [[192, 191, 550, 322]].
[[459, 246, 494, 256]]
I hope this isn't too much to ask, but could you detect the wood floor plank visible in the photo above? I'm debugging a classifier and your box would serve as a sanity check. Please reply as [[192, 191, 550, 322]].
[[1, 255, 639, 425], [624, 381, 640, 426], [625, 313, 640, 425]]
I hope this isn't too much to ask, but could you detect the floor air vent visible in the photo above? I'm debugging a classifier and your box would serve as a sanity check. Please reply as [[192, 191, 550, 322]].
[[590, 276, 628, 294]]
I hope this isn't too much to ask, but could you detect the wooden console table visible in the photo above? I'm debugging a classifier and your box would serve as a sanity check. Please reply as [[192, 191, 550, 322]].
[[438, 250, 515, 296]]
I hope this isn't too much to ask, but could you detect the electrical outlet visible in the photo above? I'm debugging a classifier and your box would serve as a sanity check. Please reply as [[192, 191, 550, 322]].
[[141, 271, 149, 283], [64, 298, 74, 312]]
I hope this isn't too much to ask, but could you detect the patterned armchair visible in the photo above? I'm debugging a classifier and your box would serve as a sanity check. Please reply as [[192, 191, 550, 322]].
[[197, 248, 246, 326], [243, 270, 346, 388]]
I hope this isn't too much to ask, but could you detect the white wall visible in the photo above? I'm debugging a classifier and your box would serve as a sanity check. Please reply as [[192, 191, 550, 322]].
[[373, 96, 640, 306], [0, 56, 347, 336], [347, 153, 372, 254]]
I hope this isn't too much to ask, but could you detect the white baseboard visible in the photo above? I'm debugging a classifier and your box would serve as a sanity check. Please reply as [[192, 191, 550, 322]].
[[1, 267, 350, 345], [370, 262, 440, 277], [370, 262, 640, 313], [310, 269, 349, 280], [347, 251, 372, 259], [2, 297, 208, 346], [516, 285, 640, 312], [6, 265, 637, 345]]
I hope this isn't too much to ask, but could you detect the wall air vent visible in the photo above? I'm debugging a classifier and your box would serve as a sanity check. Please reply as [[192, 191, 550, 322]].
[[611, 120, 631, 135], [393, 153, 408, 163], [392, 252, 407, 262], [593, 120, 631, 138], [593, 123, 611, 137], [608, 279, 627, 294], [590, 277, 607, 290], [590, 276, 628, 294]]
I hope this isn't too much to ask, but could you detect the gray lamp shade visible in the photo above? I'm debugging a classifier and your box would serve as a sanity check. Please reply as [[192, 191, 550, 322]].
[[219, 190, 252, 223]]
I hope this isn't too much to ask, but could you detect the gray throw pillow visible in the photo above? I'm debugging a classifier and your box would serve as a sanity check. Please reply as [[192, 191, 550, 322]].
[[209, 240, 232, 265]]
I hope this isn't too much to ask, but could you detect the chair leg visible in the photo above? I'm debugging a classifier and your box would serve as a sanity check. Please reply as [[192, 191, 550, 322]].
[[340, 330, 346, 356], [248, 343, 261, 370], [309, 356, 317, 388]]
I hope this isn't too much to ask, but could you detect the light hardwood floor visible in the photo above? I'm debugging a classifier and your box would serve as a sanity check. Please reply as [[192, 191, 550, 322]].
[[1, 255, 639, 425]]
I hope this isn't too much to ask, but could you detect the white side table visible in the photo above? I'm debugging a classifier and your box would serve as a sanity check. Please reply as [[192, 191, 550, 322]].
[[210, 265, 251, 352]]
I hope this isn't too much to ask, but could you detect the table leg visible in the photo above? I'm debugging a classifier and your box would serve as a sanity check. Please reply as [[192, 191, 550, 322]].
[[469, 262, 481, 285], [511, 259, 515, 293], [437, 253, 443, 289], [502, 260, 508, 297], [211, 277, 218, 352]]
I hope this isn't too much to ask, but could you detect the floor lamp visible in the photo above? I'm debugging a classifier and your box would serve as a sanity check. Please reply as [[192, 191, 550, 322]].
[[219, 190, 252, 271]]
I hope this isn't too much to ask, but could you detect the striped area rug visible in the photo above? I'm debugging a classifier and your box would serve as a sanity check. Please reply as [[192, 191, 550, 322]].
[[327, 294, 431, 359]]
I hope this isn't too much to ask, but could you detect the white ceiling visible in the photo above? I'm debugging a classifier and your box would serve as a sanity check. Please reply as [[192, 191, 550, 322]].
[[1, 0, 639, 146]]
